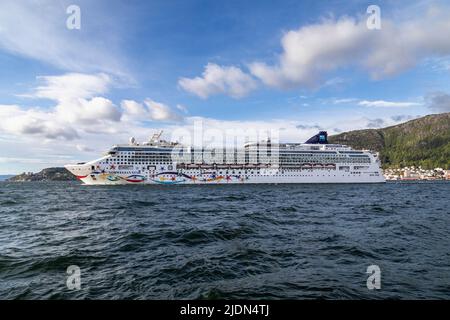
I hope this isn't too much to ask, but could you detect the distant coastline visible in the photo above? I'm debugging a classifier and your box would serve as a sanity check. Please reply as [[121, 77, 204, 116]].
[[6, 167, 77, 182]]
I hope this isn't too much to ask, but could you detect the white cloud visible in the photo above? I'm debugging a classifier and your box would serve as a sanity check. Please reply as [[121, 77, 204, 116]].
[[28, 73, 122, 126], [250, 8, 450, 88], [322, 77, 348, 88], [0, 0, 128, 77], [176, 104, 188, 113], [0, 157, 56, 165], [145, 99, 182, 121], [328, 97, 422, 108], [178, 6, 450, 93], [0, 73, 186, 147], [426, 92, 450, 113], [121, 99, 147, 117], [0, 105, 79, 140], [358, 100, 422, 108], [178, 63, 257, 98], [31, 73, 112, 102], [121, 99, 183, 122], [331, 98, 358, 104], [250, 17, 368, 88], [391, 114, 416, 122], [56, 97, 122, 124], [365, 118, 386, 128], [256, 8, 450, 87], [76, 144, 95, 152]]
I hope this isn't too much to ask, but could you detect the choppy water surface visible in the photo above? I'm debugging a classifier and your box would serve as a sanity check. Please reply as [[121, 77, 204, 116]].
[[0, 181, 449, 299]]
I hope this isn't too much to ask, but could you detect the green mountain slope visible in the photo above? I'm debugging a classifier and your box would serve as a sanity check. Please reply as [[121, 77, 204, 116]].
[[328, 113, 450, 169]]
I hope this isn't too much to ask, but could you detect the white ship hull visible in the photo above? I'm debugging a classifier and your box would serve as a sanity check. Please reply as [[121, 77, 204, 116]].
[[65, 165, 385, 185]]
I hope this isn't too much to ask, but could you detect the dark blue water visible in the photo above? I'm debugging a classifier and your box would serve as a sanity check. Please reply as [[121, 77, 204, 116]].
[[0, 181, 449, 299]]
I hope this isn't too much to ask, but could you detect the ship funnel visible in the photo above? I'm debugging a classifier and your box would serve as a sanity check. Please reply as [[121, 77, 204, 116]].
[[305, 131, 328, 144]]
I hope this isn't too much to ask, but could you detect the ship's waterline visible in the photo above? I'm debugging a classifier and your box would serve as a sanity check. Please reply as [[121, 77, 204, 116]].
[[65, 131, 385, 185]]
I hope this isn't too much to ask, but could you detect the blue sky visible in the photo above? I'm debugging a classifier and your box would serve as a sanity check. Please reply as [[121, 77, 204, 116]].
[[0, 0, 450, 173]]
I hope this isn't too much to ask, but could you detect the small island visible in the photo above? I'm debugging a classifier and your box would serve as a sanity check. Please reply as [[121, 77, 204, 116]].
[[7, 167, 78, 182]]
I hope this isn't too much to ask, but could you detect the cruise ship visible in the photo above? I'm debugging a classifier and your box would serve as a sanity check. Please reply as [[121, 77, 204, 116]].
[[65, 131, 385, 184]]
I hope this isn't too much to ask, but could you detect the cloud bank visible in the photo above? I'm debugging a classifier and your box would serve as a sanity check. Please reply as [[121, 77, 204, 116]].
[[179, 63, 257, 99], [180, 6, 450, 98], [427, 92, 450, 113], [0, 73, 183, 142]]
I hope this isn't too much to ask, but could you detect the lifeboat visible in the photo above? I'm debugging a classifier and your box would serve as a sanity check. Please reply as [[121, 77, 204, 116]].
[[216, 164, 229, 169]]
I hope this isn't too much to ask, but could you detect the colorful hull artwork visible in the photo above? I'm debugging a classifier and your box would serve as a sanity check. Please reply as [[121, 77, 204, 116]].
[[125, 175, 146, 183], [152, 172, 190, 184], [151, 171, 249, 184], [85, 173, 147, 183], [106, 175, 122, 182]]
